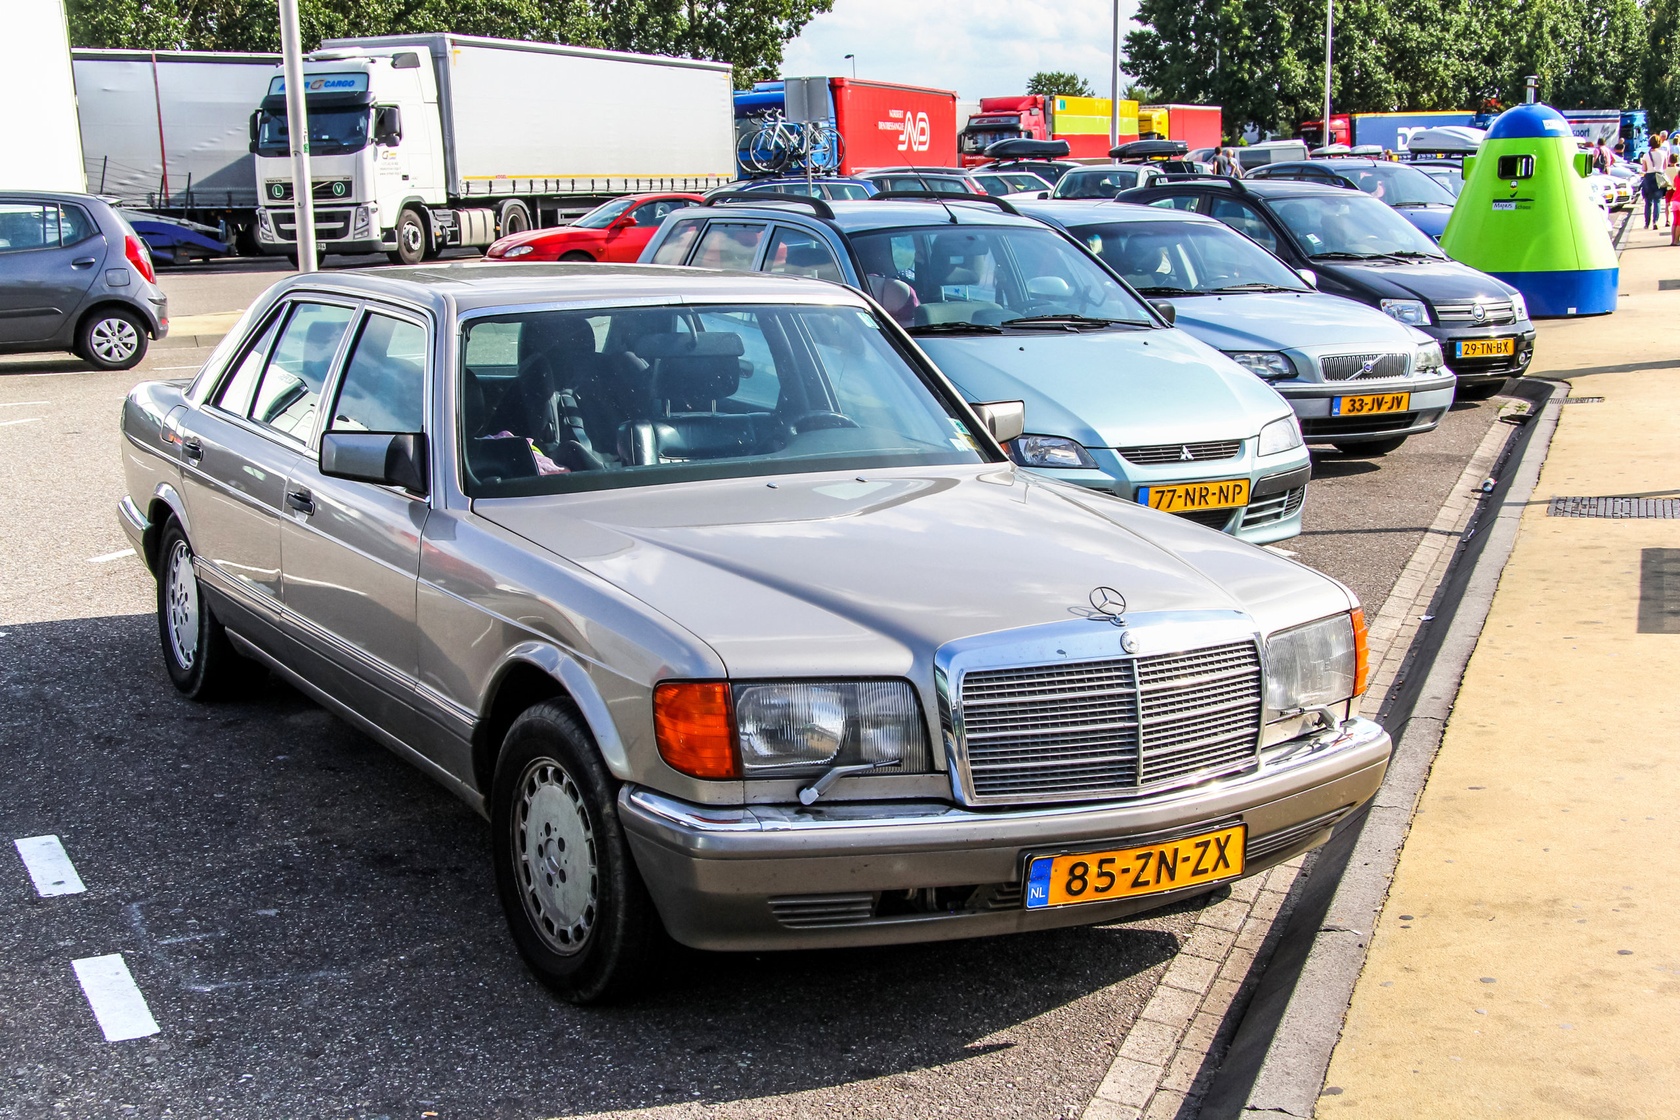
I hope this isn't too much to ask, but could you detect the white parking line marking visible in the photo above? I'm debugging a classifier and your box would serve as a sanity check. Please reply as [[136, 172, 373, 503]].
[[0, 417, 42, 427], [15, 835, 86, 896], [88, 549, 136, 564], [72, 955, 159, 1041], [0, 400, 49, 407]]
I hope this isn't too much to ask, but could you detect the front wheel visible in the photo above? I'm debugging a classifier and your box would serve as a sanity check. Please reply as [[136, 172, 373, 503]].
[[394, 208, 428, 266], [155, 519, 261, 700], [1332, 435, 1407, 458], [490, 701, 663, 1004], [77, 308, 148, 371], [559, 250, 595, 263]]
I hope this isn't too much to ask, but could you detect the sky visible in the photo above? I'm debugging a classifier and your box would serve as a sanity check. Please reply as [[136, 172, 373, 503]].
[[781, 0, 1146, 104]]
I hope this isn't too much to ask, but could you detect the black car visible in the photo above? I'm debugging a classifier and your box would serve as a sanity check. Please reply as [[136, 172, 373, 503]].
[[1118, 178, 1534, 396], [1243, 158, 1458, 240]]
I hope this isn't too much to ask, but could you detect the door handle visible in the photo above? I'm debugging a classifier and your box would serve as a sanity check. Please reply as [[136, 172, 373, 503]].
[[286, 488, 315, 515], [181, 436, 204, 462], [71, 256, 97, 269]]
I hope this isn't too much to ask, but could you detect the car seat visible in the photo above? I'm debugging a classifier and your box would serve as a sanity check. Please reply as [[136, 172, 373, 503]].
[[614, 332, 777, 465]]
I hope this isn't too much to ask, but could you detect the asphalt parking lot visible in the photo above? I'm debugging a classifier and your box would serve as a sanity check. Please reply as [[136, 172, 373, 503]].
[[0, 258, 1510, 1120]]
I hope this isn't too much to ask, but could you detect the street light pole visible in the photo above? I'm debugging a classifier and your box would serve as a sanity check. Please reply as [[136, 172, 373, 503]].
[[278, 0, 317, 273], [843, 53, 856, 79], [1322, 0, 1334, 146], [1109, 0, 1120, 148]]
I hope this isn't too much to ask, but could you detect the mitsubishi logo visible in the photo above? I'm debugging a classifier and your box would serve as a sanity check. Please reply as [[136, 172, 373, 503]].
[[1179, 445, 1195, 462]]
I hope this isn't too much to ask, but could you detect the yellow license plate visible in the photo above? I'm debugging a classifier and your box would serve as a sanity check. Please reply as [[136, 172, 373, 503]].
[[1332, 392, 1410, 417], [1025, 825, 1247, 909], [1138, 477, 1250, 512], [1456, 338, 1515, 359]]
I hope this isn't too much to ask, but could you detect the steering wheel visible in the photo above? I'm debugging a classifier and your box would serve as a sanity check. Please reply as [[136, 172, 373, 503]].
[[788, 410, 860, 433]]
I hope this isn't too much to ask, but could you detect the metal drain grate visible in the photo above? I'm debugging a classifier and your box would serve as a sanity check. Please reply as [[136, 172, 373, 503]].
[[1560, 396, 1605, 404], [1549, 497, 1680, 518], [1641, 549, 1680, 633], [1659, 280, 1680, 291]]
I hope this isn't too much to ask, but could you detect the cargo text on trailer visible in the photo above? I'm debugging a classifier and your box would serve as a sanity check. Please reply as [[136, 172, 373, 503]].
[[249, 33, 738, 264]]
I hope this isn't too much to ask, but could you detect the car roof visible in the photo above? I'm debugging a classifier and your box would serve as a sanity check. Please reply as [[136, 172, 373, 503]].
[[1261, 158, 1389, 171], [1017, 200, 1222, 227], [863, 167, 975, 177], [260, 262, 872, 318], [676, 197, 1045, 234], [1138, 178, 1358, 201]]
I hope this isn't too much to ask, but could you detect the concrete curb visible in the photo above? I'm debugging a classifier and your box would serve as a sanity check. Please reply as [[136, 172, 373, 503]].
[[1198, 378, 1564, 1119]]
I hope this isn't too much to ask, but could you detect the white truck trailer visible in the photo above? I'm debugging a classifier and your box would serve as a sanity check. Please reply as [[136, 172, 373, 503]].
[[251, 33, 737, 264], [72, 50, 280, 249], [1, 0, 84, 191]]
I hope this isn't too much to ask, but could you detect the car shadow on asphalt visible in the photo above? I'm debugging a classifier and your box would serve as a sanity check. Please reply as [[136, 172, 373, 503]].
[[1305, 452, 1381, 479], [1, 614, 1184, 1118]]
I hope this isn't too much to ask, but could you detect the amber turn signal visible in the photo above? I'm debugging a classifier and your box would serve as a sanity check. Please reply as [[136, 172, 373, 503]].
[[1350, 607, 1369, 697], [653, 681, 738, 779]]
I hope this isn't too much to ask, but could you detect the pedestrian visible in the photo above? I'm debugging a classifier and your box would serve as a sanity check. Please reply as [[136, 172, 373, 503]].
[[1641, 142, 1664, 229], [1666, 151, 1679, 231], [1214, 147, 1242, 178], [1593, 139, 1613, 175]]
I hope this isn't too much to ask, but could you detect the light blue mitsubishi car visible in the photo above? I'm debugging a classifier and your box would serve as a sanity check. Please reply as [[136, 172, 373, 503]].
[[640, 193, 1313, 542], [1020, 200, 1458, 457]]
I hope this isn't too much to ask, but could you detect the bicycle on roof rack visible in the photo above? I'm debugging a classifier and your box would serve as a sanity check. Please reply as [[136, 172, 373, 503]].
[[738, 110, 845, 176]]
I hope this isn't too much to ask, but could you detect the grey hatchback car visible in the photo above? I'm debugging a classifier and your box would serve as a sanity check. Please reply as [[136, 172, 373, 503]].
[[0, 191, 169, 370], [119, 263, 1390, 1003]]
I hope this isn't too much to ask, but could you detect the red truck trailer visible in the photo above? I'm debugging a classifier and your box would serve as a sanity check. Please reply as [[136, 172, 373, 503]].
[[958, 95, 1141, 166], [1145, 104, 1223, 150], [831, 77, 958, 173]]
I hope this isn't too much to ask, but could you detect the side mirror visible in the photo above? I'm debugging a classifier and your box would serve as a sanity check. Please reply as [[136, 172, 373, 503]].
[[248, 110, 261, 154], [320, 432, 428, 494], [1150, 299, 1177, 325], [1296, 268, 1318, 288], [610, 213, 637, 230], [1037, 191, 1049, 199], [971, 400, 1025, 444], [375, 105, 402, 147]]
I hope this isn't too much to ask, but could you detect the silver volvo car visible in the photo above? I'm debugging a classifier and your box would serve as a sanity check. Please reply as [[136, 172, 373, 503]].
[[118, 263, 1391, 1003]]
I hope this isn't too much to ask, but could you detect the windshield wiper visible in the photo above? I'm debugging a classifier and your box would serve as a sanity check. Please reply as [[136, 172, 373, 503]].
[[1386, 250, 1448, 261], [1130, 285, 1199, 296], [1208, 282, 1297, 293], [999, 314, 1126, 330], [905, 321, 1004, 335], [1308, 251, 1393, 261]]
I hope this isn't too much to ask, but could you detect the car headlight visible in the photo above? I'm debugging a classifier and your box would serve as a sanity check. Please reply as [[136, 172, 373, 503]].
[[1380, 299, 1430, 326], [1264, 610, 1367, 724], [1226, 351, 1295, 381], [1258, 415, 1303, 455], [1414, 340, 1444, 374], [502, 244, 535, 258], [653, 680, 931, 779], [1010, 434, 1098, 469], [1508, 291, 1528, 321]]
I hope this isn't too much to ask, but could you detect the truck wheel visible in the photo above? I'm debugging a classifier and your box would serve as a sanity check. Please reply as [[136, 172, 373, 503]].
[[76, 307, 148, 371], [499, 200, 532, 237], [394, 208, 428, 266], [490, 700, 664, 1004]]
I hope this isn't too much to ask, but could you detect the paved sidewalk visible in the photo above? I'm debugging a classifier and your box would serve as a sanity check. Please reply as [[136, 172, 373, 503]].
[[1318, 225, 1680, 1115]]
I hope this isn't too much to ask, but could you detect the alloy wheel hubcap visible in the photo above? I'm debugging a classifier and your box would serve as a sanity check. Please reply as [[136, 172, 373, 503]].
[[402, 222, 422, 254], [514, 759, 597, 954], [91, 317, 139, 363], [164, 540, 199, 670]]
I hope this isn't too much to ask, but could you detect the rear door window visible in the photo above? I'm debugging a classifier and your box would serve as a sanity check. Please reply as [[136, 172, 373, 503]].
[[763, 227, 844, 283], [691, 222, 768, 270], [1207, 197, 1281, 254], [649, 218, 703, 265], [214, 307, 288, 417], [247, 302, 356, 443], [329, 312, 428, 434]]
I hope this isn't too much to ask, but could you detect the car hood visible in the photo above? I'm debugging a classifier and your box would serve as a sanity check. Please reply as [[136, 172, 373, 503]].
[[1166, 290, 1424, 353], [1317, 256, 1516, 305], [915, 328, 1292, 449], [1392, 204, 1453, 239], [477, 466, 1350, 677]]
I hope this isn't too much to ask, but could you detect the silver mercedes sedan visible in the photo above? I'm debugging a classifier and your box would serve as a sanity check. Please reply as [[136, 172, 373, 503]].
[[118, 263, 1391, 1004]]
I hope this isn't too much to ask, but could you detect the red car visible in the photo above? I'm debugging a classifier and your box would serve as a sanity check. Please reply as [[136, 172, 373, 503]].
[[483, 193, 704, 262]]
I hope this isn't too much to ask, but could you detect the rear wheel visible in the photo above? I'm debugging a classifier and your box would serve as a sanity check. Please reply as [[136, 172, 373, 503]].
[[490, 700, 663, 1004], [1332, 436, 1408, 458], [394, 207, 428, 266], [499, 200, 533, 237], [76, 307, 148, 371], [155, 519, 261, 700]]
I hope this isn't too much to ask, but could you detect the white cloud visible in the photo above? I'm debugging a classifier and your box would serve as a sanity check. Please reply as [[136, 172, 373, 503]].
[[781, 0, 1144, 104]]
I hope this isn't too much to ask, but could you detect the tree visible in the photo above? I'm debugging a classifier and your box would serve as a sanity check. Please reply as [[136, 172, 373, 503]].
[[1120, 81, 1160, 104], [1027, 70, 1096, 98], [63, 0, 831, 88], [1646, 0, 1680, 130]]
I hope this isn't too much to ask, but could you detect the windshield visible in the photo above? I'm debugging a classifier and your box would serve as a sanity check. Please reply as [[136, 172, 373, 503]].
[[1335, 163, 1457, 207], [459, 303, 989, 496], [1053, 168, 1143, 199], [1070, 219, 1309, 295], [849, 224, 1155, 332], [572, 198, 637, 229], [961, 127, 1021, 154], [256, 108, 370, 157], [1415, 165, 1463, 196], [1269, 193, 1447, 259]]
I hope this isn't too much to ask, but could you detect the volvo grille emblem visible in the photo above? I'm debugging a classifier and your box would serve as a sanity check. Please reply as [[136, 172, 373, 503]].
[[1179, 445, 1194, 461], [1472, 302, 1487, 323], [1360, 358, 1377, 375], [1119, 629, 1140, 654], [1089, 586, 1127, 622]]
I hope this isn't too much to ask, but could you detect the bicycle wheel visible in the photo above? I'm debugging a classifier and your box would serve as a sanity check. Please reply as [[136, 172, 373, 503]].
[[809, 125, 844, 173]]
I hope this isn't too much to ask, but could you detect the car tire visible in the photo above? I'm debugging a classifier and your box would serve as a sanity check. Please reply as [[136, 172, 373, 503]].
[[155, 518, 262, 700], [490, 700, 664, 1005], [499, 200, 533, 237], [76, 307, 149, 371], [1457, 379, 1507, 401], [559, 250, 595, 263], [394, 208, 428, 266], [1332, 436, 1408, 458]]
